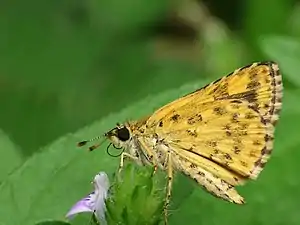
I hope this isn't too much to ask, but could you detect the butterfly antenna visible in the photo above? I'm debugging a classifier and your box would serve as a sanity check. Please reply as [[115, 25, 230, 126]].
[[77, 136, 106, 152]]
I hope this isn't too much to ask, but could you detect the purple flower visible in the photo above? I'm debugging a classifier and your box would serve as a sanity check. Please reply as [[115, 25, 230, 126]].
[[66, 172, 110, 224]]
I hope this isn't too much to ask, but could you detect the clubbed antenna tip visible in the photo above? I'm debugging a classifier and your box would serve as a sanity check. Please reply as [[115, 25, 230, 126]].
[[89, 144, 100, 152], [77, 140, 88, 147], [77, 136, 104, 151]]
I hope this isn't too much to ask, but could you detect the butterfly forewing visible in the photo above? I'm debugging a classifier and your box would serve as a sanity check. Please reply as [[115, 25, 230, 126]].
[[145, 62, 282, 182]]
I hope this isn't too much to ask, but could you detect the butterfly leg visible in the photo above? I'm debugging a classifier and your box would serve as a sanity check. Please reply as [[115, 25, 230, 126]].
[[164, 152, 173, 225], [118, 152, 139, 174]]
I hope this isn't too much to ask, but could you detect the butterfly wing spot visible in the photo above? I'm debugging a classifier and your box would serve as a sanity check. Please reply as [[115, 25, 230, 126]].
[[206, 140, 218, 148], [233, 146, 241, 154], [187, 114, 203, 125], [189, 162, 198, 169], [246, 80, 261, 90], [186, 129, 198, 137], [230, 100, 243, 104], [245, 112, 256, 119], [253, 140, 261, 146], [170, 114, 180, 122], [213, 106, 228, 116], [224, 153, 232, 160], [230, 112, 240, 123], [225, 130, 232, 137], [240, 161, 248, 167]]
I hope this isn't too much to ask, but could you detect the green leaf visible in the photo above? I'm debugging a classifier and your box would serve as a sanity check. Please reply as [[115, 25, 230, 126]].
[[0, 129, 23, 183], [0, 80, 207, 225], [260, 36, 300, 87]]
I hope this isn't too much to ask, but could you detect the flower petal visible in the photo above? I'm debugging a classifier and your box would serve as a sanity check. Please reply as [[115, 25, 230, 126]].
[[66, 171, 110, 223], [66, 193, 94, 219], [93, 172, 110, 222]]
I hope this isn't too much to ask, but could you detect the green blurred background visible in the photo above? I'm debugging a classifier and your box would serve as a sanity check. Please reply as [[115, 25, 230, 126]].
[[1, 0, 300, 224]]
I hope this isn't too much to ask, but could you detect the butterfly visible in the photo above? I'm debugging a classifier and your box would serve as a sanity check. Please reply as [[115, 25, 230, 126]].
[[79, 61, 283, 224]]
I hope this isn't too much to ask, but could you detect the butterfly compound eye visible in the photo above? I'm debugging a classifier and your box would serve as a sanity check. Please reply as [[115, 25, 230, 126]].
[[116, 127, 130, 141]]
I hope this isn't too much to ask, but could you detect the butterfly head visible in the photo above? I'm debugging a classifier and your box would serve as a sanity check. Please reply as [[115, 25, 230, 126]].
[[77, 123, 132, 153], [104, 123, 131, 149]]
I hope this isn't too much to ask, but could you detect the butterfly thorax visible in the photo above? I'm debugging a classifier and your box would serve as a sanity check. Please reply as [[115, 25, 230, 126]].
[[129, 120, 172, 169], [105, 120, 170, 170]]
